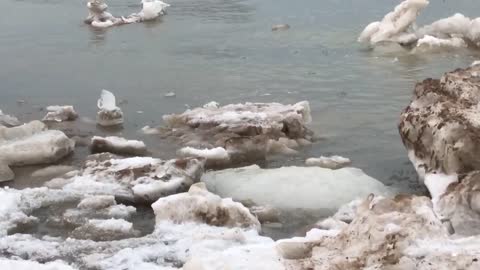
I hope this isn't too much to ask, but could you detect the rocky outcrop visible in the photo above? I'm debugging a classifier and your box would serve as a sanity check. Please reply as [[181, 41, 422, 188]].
[[146, 101, 313, 167], [279, 194, 480, 270], [399, 65, 480, 181]]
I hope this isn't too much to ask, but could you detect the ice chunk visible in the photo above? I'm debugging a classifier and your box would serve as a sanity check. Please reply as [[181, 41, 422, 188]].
[[139, 0, 170, 21], [0, 110, 21, 127], [152, 183, 260, 230], [62, 156, 204, 203], [90, 136, 147, 156], [178, 147, 230, 165], [42, 106, 78, 122], [358, 0, 429, 45], [154, 101, 313, 166], [305, 155, 351, 169], [0, 122, 74, 182], [77, 195, 116, 209], [424, 173, 458, 202], [202, 165, 391, 212], [96, 90, 124, 127]]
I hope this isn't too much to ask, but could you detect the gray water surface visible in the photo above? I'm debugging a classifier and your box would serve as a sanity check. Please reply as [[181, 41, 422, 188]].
[[2, 0, 480, 192]]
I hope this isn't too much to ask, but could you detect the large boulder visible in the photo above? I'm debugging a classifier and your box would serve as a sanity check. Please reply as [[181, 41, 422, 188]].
[[399, 65, 480, 184]]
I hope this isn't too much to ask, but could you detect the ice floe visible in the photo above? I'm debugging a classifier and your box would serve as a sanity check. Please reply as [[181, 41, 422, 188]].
[[90, 136, 147, 156], [42, 106, 78, 122]]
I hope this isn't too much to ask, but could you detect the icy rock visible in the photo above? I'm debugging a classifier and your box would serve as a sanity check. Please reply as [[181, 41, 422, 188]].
[[96, 90, 124, 127], [435, 171, 480, 236], [280, 194, 480, 269], [399, 65, 480, 188], [42, 106, 78, 122], [152, 183, 261, 230], [90, 136, 147, 156], [0, 121, 74, 182], [305, 155, 351, 170], [202, 165, 390, 212], [61, 156, 204, 203], [0, 110, 21, 127], [150, 101, 313, 166]]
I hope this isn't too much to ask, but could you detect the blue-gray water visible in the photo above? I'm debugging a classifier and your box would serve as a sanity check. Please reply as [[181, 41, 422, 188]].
[[2, 0, 480, 192]]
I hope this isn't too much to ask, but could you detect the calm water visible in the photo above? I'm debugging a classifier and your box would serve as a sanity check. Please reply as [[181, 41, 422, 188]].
[[2, 0, 480, 192]]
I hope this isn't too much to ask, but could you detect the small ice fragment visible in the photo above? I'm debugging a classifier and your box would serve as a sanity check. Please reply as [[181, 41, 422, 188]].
[[42, 105, 78, 122], [272, 24, 290, 31], [96, 90, 124, 127], [164, 92, 176, 97], [305, 155, 351, 170]]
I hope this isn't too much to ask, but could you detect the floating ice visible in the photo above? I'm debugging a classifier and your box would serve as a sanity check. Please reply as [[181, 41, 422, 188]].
[[148, 101, 313, 166], [0, 121, 75, 182], [90, 136, 147, 156], [42, 106, 78, 122], [152, 183, 260, 230], [359, 0, 480, 50], [202, 165, 391, 212], [178, 147, 230, 166], [85, 0, 169, 28], [96, 90, 124, 127], [0, 110, 21, 127], [305, 155, 351, 169], [0, 259, 76, 270], [61, 155, 204, 203]]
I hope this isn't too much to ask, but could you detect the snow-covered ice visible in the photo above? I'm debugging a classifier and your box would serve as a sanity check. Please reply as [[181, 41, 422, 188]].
[[305, 155, 351, 169], [202, 165, 391, 212], [42, 106, 78, 122]]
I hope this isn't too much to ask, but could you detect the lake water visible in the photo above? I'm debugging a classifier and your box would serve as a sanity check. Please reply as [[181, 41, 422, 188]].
[[1, 0, 480, 193]]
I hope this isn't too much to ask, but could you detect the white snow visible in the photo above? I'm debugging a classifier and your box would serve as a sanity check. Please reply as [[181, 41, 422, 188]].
[[424, 173, 458, 202], [87, 218, 133, 233], [358, 0, 429, 45], [305, 155, 351, 169], [0, 259, 76, 270], [202, 165, 391, 212], [178, 147, 230, 161]]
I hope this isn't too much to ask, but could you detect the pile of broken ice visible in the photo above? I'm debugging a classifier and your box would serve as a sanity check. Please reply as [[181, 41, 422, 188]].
[[4, 63, 480, 269]]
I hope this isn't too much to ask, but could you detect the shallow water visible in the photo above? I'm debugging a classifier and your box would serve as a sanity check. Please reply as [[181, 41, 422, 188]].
[[2, 0, 480, 193]]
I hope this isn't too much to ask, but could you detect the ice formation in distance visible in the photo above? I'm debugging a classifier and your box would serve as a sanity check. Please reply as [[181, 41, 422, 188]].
[[85, 0, 170, 28], [359, 0, 480, 49]]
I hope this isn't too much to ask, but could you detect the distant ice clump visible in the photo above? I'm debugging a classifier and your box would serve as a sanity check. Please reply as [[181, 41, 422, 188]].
[[0, 110, 21, 127], [202, 165, 391, 212], [359, 0, 480, 51], [85, 0, 170, 28]]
